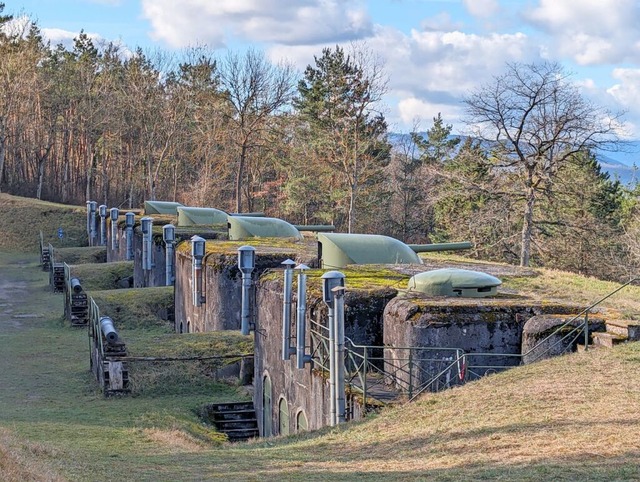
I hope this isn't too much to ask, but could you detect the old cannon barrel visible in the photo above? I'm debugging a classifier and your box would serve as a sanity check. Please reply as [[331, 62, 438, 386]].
[[293, 225, 336, 233], [100, 316, 119, 345], [408, 241, 473, 253], [70, 277, 83, 293]]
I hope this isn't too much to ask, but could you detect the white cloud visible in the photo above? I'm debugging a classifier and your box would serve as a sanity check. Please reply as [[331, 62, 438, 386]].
[[524, 0, 640, 65], [608, 68, 640, 109], [462, 0, 500, 19], [1, 15, 32, 38], [396, 96, 465, 131], [141, 0, 373, 49]]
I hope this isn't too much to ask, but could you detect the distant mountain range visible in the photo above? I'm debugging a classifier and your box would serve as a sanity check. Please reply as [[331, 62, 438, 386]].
[[389, 133, 640, 187]]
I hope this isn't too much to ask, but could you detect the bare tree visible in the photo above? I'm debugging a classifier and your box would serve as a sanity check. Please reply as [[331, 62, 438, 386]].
[[464, 61, 623, 266], [219, 49, 296, 213]]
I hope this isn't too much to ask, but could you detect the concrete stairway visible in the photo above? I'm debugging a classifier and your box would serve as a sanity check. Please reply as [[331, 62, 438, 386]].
[[584, 319, 640, 350], [205, 401, 259, 442]]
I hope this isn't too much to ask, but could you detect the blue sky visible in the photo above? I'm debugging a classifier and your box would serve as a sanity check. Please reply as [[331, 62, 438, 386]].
[[5, 0, 640, 146]]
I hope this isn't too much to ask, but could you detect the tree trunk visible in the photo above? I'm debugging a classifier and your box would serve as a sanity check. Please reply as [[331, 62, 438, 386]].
[[235, 143, 247, 213], [0, 133, 5, 193], [348, 185, 355, 234], [520, 173, 535, 267], [36, 155, 45, 200]]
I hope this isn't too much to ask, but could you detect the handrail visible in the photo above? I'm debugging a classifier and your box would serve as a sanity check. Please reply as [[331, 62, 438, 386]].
[[521, 277, 640, 359], [307, 277, 640, 410]]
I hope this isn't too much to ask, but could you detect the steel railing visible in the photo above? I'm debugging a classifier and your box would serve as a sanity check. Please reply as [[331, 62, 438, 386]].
[[309, 277, 640, 410]]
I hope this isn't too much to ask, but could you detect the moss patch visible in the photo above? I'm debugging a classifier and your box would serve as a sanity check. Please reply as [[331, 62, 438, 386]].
[[90, 286, 174, 330], [68, 261, 133, 291], [51, 246, 106, 265]]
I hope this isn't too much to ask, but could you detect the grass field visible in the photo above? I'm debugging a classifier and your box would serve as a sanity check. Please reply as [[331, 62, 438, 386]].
[[1, 195, 640, 481]]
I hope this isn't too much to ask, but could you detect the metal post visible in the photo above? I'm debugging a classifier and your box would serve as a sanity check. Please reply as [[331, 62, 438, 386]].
[[125, 212, 135, 261], [110, 208, 119, 250], [99, 204, 107, 246], [281, 259, 296, 360], [334, 286, 346, 424], [89, 201, 97, 246], [584, 311, 589, 351], [408, 349, 413, 399], [328, 297, 336, 426], [296, 264, 311, 369], [238, 246, 256, 336], [163, 224, 176, 286], [191, 236, 206, 307], [141, 217, 154, 271], [362, 348, 368, 409], [86, 201, 92, 242], [321, 271, 345, 427]]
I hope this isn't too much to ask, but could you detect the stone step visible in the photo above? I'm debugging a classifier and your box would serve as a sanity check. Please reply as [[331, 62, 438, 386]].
[[224, 428, 259, 440], [213, 410, 256, 421], [605, 319, 640, 341], [214, 419, 258, 430], [592, 331, 627, 349], [209, 402, 255, 412]]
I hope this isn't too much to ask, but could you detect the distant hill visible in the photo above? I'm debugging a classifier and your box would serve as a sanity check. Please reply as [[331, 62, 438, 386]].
[[389, 133, 640, 187]]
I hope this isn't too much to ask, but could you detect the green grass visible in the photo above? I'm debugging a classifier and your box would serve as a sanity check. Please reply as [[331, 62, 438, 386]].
[[90, 286, 174, 329], [3, 194, 640, 481], [0, 193, 87, 253], [2, 252, 640, 481], [69, 261, 134, 291], [52, 246, 107, 265]]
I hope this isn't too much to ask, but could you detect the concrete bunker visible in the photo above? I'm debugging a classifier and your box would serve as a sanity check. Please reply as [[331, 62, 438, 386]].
[[174, 237, 317, 333], [143, 200, 183, 215], [317, 233, 422, 268], [228, 216, 303, 241], [177, 207, 228, 226], [408, 268, 502, 298]]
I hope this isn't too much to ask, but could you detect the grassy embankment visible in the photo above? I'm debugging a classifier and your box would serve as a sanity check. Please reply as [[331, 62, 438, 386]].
[[0, 193, 639, 481]]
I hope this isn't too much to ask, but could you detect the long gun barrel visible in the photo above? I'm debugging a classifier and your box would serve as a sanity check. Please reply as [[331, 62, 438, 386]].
[[293, 225, 336, 233], [408, 241, 473, 253]]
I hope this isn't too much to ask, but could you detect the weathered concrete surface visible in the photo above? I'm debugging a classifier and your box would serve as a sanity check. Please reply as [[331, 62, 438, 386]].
[[174, 240, 310, 333], [253, 275, 397, 435], [254, 279, 333, 435], [383, 295, 581, 388], [522, 314, 606, 364]]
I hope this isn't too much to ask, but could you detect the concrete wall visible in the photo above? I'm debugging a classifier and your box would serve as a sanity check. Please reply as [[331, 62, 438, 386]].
[[132, 231, 168, 288], [174, 245, 301, 334], [106, 221, 129, 262], [253, 276, 395, 435], [383, 296, 579, 389]]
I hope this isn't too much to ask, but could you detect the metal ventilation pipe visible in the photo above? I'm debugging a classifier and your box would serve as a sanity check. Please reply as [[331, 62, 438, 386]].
[[88, 201, 97, 246], [238, 245, 256, 336], [321, 270, 345, 427], [296, 264, 311, 370], [99, 204, 107, 246], [163, 224, 176, 286], [333, 285, 346, 424], [124, 212, 135, 260], [86, 201, 92, 241], [191, 235, 206, 307], [281, 259, 296, 361], [110, 208, 119, 250], [140, 217, 154, 270], [100, 316, 119, 345]]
